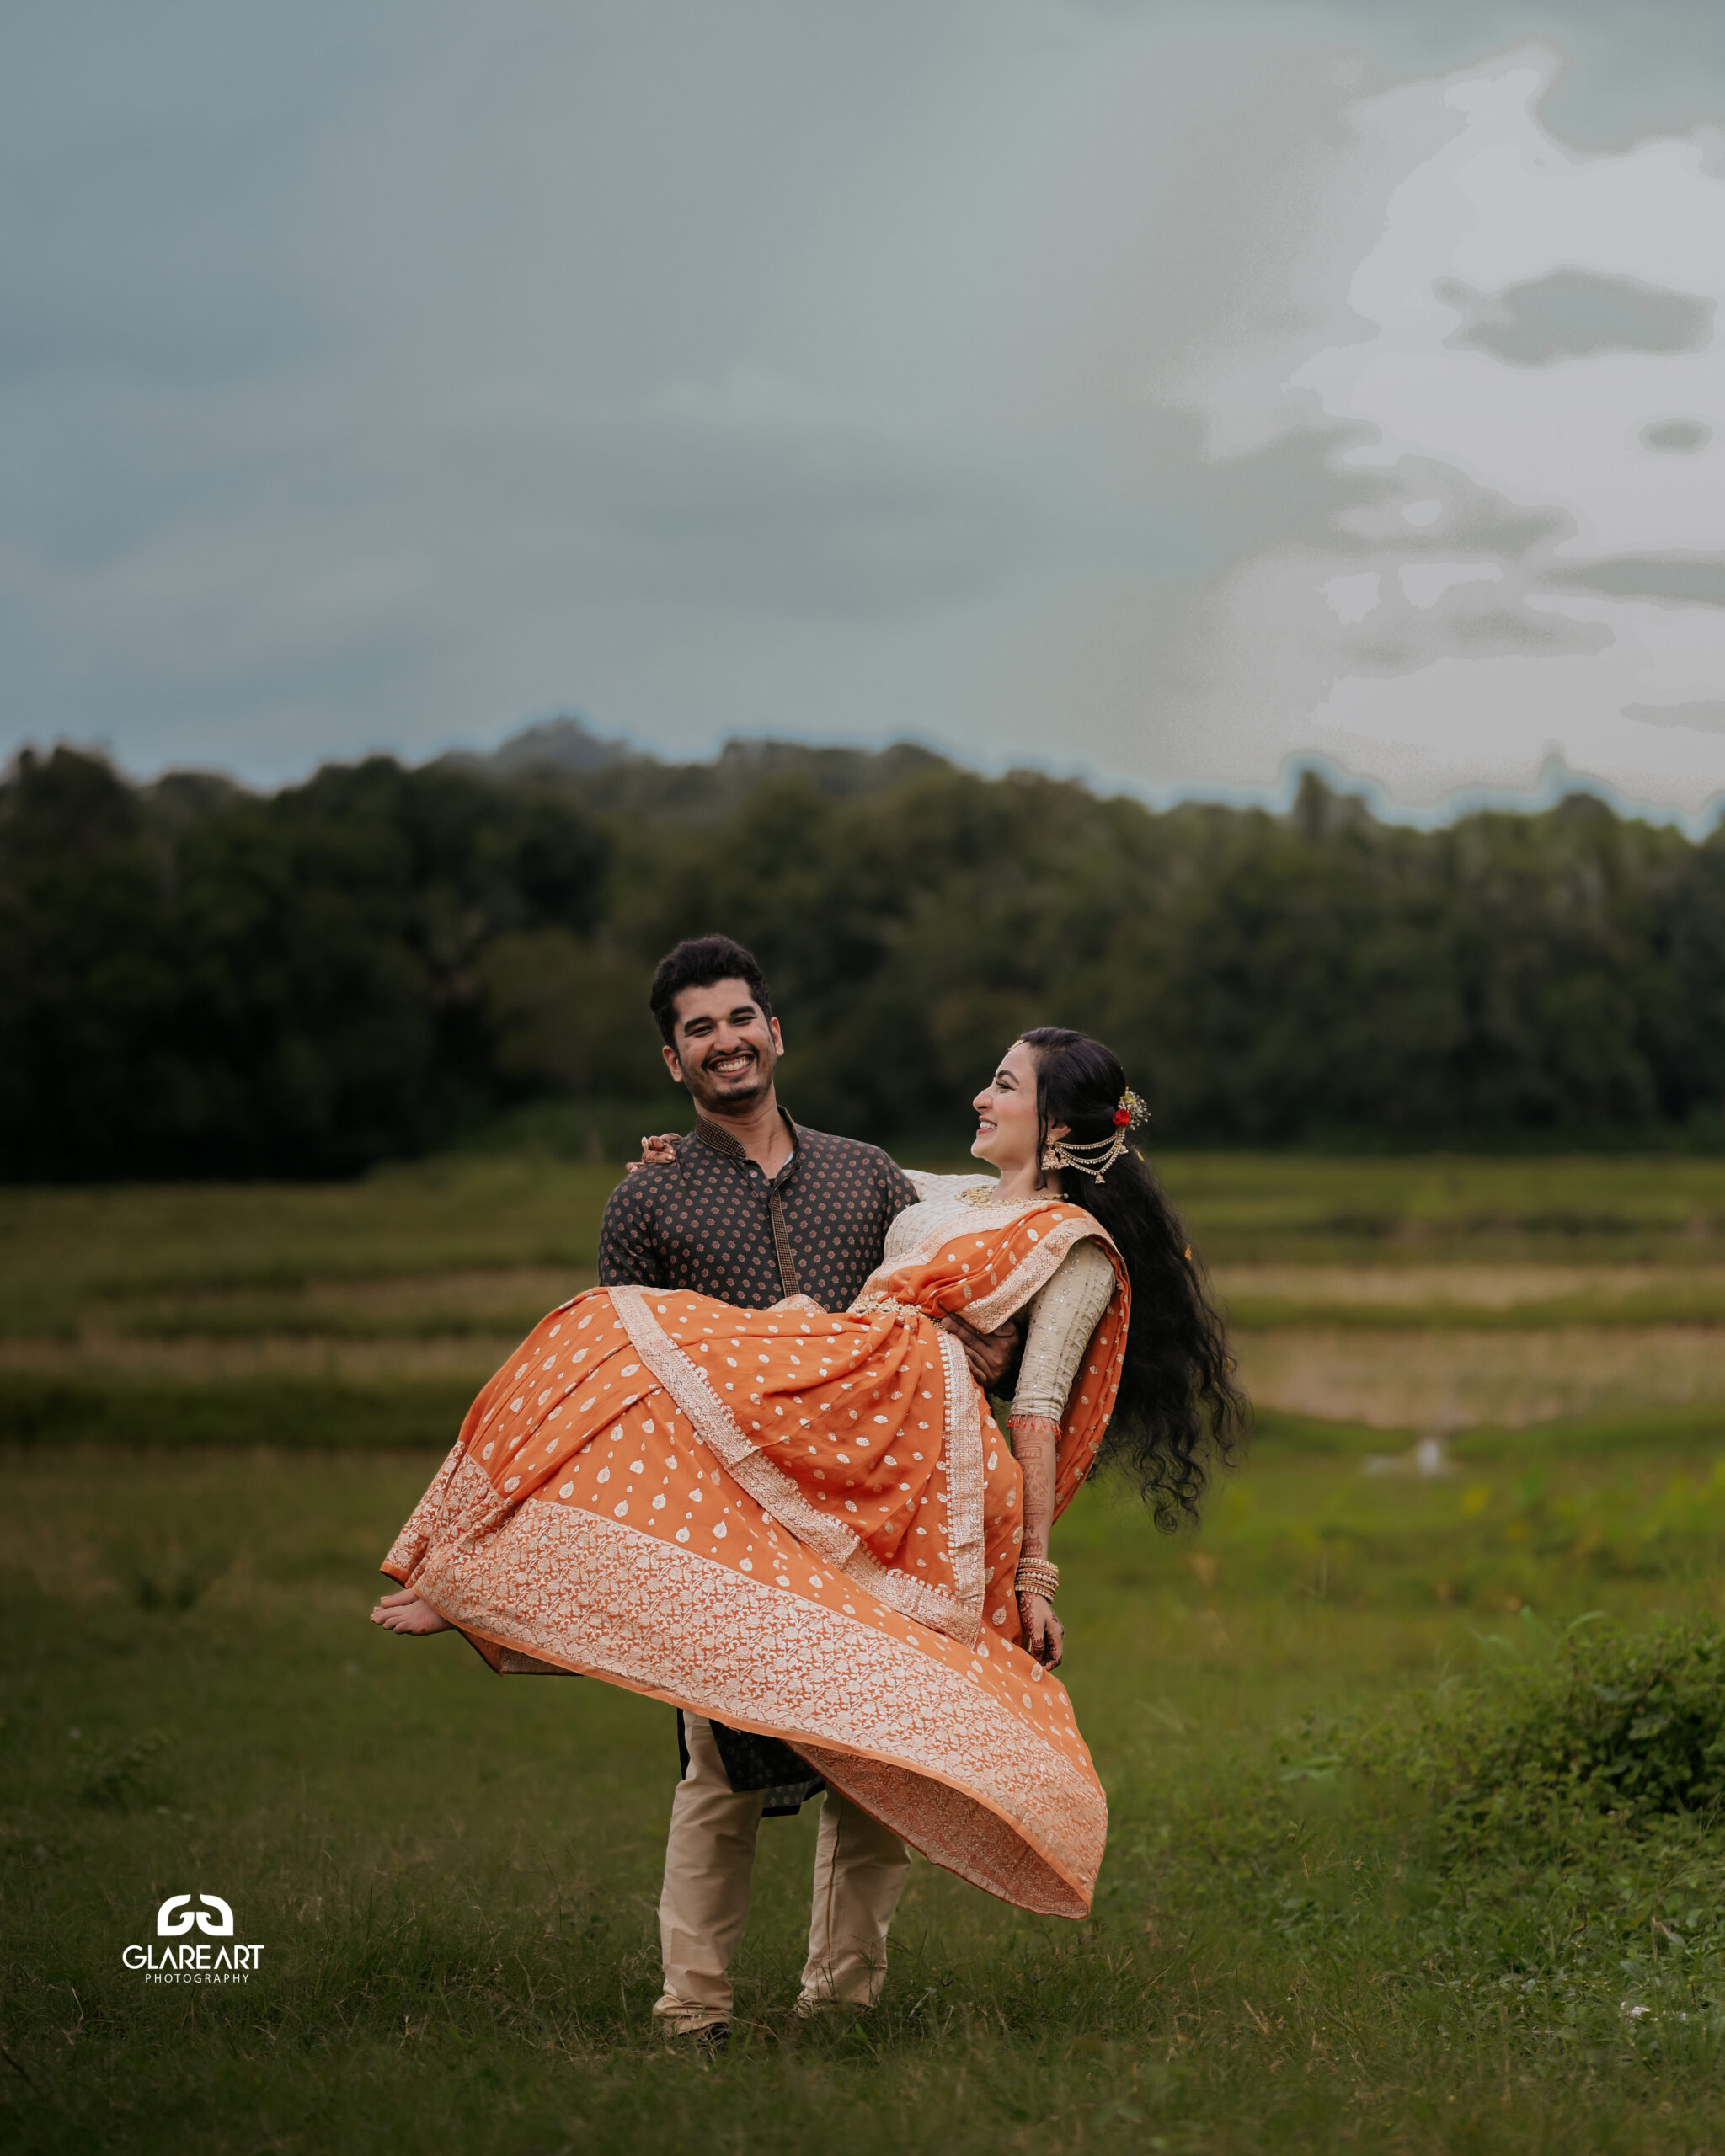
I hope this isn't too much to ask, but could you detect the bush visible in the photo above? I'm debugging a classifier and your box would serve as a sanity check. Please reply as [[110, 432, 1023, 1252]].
[[1365, 1614, 1725, 1854]]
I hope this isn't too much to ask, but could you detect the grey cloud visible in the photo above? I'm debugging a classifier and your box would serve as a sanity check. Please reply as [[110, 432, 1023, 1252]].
[[1641, 419, 1712, 451], [1349, 638, 1419, 670], [444, 397, 1399, 627], [442, 396, 1055, 621], [1319, 464, 1606, 661], [13, 0, 1725, 813], [1178, 422, 1402, 563], [1626, 700, 1725, 732], [1335, 461, 1575, 557], [1308, 545, 1612, 680], [1341, 594, 1610, 670], [1449, 606, 1610, 656], [1438, 493, 1576, 558], [1551, 557, 1725, 606], [1072, 2, 1725, 155], [1439, 270, 1714, 365]]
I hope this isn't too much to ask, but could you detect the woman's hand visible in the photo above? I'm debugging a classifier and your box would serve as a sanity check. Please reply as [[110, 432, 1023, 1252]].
[[626, 1133, 679, 1174], [1017, 1591, 1064, 1669], [371, 1587, 452, 1634]]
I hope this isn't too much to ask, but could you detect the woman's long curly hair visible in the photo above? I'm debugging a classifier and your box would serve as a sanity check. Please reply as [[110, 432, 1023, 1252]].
[[1019, 1026, 1247, 1528]]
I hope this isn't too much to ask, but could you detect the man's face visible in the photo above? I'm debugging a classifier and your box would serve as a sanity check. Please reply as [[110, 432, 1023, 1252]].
[[664, 978, 783, 1113]]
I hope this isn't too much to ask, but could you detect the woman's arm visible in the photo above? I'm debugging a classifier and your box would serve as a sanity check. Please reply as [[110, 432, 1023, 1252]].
[[1010, 1412, 1063, 1668], [1007, 1241, 1116, 1668], [1012, 1241, 1115, 1418]]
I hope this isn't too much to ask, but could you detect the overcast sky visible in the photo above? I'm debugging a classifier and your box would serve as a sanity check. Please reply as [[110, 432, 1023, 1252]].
[[7, 1, 1725, 820]]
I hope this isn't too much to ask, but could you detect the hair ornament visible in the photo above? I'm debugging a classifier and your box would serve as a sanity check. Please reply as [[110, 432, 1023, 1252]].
[[1041, 1083, 1149, 1183]]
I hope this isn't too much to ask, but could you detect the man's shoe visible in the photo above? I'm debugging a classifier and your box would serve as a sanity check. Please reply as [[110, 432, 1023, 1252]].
[[792, 1996, 867, 2023], [664, 2019, 729, 2054]]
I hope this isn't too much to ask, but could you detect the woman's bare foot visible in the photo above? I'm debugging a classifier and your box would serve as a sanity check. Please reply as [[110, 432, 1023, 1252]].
[[371, 1587, 453, 1634]]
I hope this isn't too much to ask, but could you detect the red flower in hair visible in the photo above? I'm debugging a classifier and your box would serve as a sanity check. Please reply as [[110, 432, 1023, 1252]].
[[1113, 1107, 1131, 1127]]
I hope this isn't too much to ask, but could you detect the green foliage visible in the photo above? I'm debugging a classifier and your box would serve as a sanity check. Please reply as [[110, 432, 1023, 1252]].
[[1369, 1614, 1725, 1849], [1322, 1614, 1725, 2036], [0, 748, 616, 1177], [7, 737, 1725, 1179]]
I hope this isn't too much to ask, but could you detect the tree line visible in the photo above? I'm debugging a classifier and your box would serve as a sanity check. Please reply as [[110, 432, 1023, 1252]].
[[3, 732, 1723, 1179]]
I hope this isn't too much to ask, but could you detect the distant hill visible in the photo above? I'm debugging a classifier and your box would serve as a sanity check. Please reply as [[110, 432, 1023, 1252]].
[[441, 715, 631, 781], [443, 717, 954, 825]]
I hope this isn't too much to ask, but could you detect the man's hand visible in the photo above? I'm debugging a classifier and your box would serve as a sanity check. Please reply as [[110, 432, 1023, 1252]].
[[937, 1310, 1023, 1391], [625, 1133, 679, 1175]]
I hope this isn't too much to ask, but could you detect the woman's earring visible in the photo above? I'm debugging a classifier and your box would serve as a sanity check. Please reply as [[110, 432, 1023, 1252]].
[[1040, 1143, 1062, 1171]]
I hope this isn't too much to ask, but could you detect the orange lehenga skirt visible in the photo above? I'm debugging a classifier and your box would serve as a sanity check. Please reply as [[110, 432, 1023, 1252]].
[[383, 1196, 1129, 1918]]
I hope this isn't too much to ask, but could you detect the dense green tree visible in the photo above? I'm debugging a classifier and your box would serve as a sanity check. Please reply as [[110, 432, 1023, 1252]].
[[0, 749, 611, 1177], [2, 737, 1721, 1178]]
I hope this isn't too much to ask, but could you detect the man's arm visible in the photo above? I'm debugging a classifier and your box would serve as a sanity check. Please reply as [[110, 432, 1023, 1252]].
[[597, 1172, 667, 1289], [882, 1160, 921, 1219], [941, 1306, 1024, 1393]]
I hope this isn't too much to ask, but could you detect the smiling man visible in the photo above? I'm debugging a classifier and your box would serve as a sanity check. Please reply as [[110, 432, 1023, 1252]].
[[597, 932, 1013, 2044]]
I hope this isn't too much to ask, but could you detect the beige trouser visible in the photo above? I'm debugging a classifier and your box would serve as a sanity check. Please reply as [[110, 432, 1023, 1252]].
[[654, 1713, 911, 2032]]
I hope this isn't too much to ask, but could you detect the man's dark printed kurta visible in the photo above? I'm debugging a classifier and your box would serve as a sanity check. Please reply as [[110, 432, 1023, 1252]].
[[597, 1113, 919, 1314], [596, 1108, 920, 1812]]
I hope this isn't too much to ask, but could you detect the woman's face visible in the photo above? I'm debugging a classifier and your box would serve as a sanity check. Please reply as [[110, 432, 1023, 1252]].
[[972, 1040, 1065, 1174]]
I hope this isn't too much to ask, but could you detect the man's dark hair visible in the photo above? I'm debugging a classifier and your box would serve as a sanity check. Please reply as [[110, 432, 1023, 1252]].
[[649, 935, 775, 1047]]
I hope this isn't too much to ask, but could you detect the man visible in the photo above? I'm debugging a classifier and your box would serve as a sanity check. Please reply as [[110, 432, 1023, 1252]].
[[598, 932, 1016, 2045]]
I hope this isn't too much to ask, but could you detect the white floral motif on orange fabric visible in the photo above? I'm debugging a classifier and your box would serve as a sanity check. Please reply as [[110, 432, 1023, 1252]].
[[382, 1198, 1128, 1917]]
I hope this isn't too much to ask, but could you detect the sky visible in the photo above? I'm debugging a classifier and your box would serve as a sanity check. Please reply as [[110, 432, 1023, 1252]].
[[6, 1, 1725, 823]]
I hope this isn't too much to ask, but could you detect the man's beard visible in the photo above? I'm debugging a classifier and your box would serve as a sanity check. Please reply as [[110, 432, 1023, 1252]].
[[685, 1046, 777, 1116]]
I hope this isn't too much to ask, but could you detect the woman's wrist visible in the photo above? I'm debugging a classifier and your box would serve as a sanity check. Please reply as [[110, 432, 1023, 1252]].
[[1014, 1555, 1060, 1600]]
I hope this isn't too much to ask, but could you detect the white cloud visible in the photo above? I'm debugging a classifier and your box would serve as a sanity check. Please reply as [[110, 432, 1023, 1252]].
[[1324, 570, 1383, 623], [1172, 41, 1725, 818], [1399, 561, 1503, 608]]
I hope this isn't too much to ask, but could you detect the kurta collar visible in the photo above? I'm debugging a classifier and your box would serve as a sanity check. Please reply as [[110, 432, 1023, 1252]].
[[692, 1107, 801, 1178]]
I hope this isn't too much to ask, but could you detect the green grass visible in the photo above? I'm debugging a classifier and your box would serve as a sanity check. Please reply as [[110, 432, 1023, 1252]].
[[8, 1430, 1725, 2154], [1221, 1282, 1725, 1329], [8, 1150, 1725, 2148], [5, 1149, 1725, 1319], [0, 1374, 475, 1452], [0, 1160, 619, 1338], [1153, 1152, 1725, 1263]]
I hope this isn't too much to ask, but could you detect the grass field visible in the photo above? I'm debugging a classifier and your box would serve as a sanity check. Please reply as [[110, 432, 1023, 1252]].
[[7, 1151, 1725, 2153]]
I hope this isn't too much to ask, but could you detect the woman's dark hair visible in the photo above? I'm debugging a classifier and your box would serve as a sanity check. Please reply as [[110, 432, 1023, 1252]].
[[649, 935, 774, 1046], [1018, 1026, 1247, 1529]]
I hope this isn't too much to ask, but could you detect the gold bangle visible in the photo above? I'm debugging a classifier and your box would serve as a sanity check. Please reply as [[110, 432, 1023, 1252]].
[[1014, 1557, 1060, 1601]]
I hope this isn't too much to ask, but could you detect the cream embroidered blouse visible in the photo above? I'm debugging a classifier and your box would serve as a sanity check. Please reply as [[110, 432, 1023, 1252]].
[[887, 1173, 1116, 1422]]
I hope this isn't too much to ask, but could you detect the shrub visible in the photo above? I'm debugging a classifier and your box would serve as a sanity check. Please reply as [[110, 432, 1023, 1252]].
[[1365, 1613, 1725, 1854]]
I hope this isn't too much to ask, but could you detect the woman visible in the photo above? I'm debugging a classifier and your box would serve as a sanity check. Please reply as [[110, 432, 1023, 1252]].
[[373, 1027, 1242, 1919]]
